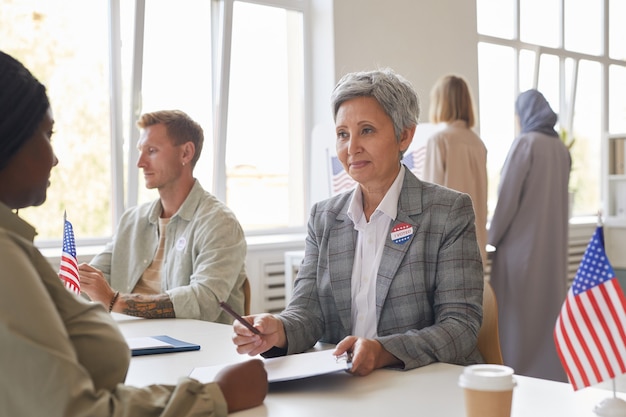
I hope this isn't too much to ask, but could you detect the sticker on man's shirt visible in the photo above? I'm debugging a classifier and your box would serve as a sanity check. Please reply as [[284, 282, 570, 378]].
[[390, 223, 413, 244], [176, 236, 187, 251]]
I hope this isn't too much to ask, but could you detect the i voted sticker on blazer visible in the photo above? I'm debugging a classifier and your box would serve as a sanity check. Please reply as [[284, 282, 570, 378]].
[[176, 236, 187, 251], [390, 223, 413, 244]]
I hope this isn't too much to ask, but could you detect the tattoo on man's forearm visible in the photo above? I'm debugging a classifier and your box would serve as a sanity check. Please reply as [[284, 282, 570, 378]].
[[121, 294, 176, 318]]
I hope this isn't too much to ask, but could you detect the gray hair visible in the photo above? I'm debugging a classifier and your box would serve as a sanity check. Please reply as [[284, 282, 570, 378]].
[[330, 68, 420, 145]]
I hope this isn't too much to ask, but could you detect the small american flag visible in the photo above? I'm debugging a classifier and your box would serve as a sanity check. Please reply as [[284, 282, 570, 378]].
[[402, 147, 426, 179], [331, 156, 357, 195], [59, 214, 80, 295], [554, 225, 626, 390]]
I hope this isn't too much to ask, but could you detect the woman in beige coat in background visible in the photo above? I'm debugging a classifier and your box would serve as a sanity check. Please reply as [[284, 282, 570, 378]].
[[423, 75, 488, 265]]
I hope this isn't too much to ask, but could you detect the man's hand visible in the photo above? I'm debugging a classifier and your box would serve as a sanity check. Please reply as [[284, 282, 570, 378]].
[[78, 263, 115, 306]]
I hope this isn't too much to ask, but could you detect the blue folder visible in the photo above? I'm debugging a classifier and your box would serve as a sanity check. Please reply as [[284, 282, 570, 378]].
[[130, 335, 201, 356]]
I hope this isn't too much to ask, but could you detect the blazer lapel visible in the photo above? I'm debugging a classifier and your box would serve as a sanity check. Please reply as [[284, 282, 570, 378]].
[[327, 196, 357, 333], [376, 169, 423, 321]]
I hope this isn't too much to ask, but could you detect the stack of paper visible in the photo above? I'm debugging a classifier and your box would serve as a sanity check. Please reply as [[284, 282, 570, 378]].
[[189, 349, 352, 383]]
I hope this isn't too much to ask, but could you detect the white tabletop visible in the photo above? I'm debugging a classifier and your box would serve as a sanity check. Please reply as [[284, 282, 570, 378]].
[[114, 313, 246, 387], [114, 314, 626, 417]]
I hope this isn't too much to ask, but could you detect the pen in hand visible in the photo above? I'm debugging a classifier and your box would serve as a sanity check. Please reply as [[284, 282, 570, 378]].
[[219, 301, 261, 335]]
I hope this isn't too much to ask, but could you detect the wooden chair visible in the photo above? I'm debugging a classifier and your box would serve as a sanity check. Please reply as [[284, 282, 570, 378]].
[[477, 279, 504, 365], [243, 277, 251, 316]]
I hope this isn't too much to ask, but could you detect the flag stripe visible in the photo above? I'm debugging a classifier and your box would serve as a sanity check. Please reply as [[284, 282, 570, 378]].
[[61, 266, 79, 282], [62, 274, 80, 288], [564, 294, 594, 388], [594, 283, 626, 375], [412, 146, 426, 178], [60, 268, 80, 289], [331, 164, 357, 194], [65, 281, 79, 293], [605, 279, 626, 351], [581, 290, 614, 381], [60, 259, 79, 279], [555, 313, 587, 390]]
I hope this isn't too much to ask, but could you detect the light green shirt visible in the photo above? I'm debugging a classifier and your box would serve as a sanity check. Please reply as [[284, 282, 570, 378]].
[[90, 180, 247, 322]]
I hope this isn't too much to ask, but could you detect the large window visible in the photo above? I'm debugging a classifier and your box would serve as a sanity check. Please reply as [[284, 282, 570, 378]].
[[1, 0, 113, 242], [477, 0, 626, 218], [1, 0, 309, 246], [223, 2, 305, 232]]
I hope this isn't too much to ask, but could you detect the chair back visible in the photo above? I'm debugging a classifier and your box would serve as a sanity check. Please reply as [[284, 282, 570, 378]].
[[477, 279, 504, 365], [243, 277, 251, 316]]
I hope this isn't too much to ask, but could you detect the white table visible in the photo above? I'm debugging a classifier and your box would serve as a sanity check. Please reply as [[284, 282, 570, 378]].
[[114, 314, 626, 417], [114, 313, 246, 387]]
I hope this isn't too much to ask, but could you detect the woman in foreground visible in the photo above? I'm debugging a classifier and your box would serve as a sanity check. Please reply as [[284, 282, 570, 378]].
[[0, 49, 267, 416]]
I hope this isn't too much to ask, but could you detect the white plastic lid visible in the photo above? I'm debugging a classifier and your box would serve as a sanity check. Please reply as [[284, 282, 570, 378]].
[[458, 364, 517, 391]]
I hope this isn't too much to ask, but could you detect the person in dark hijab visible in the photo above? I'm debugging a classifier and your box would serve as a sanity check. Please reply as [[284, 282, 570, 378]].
[[488, 89, 571, 382], [515, 89, 559, 137], [0, 50, 267, 416]]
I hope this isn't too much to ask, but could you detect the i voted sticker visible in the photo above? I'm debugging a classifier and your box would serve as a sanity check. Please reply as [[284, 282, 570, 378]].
[[176, 236, 187, 251], [390, 223, 413, 244]]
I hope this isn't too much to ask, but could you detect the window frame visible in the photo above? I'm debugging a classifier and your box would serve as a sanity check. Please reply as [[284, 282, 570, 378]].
[[106, 0, 311, 241], [477, 0, 626, 221]]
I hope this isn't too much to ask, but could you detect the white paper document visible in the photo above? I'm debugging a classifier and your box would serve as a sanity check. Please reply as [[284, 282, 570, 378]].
[[126, 336, 174, 350], [189, 349, 352, 383]]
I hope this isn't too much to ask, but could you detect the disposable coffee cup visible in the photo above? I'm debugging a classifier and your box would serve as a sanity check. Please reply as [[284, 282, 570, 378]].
[[458, 364, 516, 417]]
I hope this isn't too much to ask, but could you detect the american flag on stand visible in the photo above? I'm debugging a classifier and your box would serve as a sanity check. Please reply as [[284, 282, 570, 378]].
[[554, 225, 626, 390], [59, 214, 80, 295]]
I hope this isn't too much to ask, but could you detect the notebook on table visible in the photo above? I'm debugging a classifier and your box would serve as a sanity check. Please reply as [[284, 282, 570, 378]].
[[127, 335, 201, 356]]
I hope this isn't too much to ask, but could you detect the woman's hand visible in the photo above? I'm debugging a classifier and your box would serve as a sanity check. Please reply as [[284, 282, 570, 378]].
[[215, 359, 268, 412], [231, 313, 287, 356], [333, 336, 402, 376]]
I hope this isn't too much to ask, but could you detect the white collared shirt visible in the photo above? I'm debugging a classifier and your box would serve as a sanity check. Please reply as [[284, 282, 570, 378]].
[[347, 165, 405, 338]]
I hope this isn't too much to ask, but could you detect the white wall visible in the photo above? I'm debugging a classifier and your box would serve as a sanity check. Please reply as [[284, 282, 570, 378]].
[[308, 0, 479, 204]]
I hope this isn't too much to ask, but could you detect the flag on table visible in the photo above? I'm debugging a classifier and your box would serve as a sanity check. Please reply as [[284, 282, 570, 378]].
[[554, 225, 626, 390], [59, 215, 80, 295]]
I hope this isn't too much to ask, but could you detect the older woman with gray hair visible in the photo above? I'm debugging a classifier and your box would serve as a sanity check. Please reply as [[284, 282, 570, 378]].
[[0, 50, 267, 416], [232, 68, 484, 376]]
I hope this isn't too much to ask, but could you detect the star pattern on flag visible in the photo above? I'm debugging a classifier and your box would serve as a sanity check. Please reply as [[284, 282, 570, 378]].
[[572, 235, 613, 295]]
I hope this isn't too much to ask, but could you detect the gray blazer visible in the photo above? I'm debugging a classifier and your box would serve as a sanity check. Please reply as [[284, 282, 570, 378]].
[[280, 168, 484, 370]]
